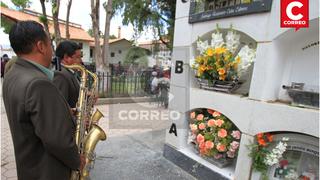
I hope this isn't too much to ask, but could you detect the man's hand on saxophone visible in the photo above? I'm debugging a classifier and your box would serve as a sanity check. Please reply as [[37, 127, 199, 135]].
[[80, 154, 86, 172]]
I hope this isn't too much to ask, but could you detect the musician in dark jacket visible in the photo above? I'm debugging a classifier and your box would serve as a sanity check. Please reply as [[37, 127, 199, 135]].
[[2, 21, 80, 180], [53, 41, 82, 108]]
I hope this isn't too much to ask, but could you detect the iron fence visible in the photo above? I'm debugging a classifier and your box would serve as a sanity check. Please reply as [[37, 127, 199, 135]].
[[96, 72, 153, 98]]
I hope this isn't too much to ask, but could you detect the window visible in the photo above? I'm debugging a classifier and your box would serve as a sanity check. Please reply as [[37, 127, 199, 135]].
[[90, 49, 93, 58], [111, 52, 115, 57], [118, 50, 122, 54]]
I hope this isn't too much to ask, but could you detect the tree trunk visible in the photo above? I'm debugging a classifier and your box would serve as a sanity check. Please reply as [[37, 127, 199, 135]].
[[39, 0, 50, 35], [102, 0, 112, 73], [66, 0, 72, 40], [52, 0, 61, 46], [90, 0, 103, 72]]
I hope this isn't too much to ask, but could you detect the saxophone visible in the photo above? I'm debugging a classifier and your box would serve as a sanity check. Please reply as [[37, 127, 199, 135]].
[[64, 64, 107, 180], [85, 69, 104, 128]]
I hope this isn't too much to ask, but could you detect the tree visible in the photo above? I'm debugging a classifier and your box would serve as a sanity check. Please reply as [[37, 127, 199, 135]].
[[66, 0, 73, 39], [52, 0, 61, 45], [102, 0, 113, 73], [112, 0, 176, 50], [39, 0, 50, 36], [90, 0, 104, 72], [11, 0, 31, 9], [124, 47, 149, 68], [1, 2, 8, 7], [0, 2, 15, 34]]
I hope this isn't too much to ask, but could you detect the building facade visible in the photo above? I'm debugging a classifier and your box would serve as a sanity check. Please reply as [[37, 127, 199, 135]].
[[1, 7, 92, 63], [138, 40, 172, 68], [164, 0, 319, 179], [89, 38, 132, 65]]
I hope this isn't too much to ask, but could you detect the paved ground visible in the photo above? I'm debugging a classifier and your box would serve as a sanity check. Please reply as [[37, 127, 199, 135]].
[[1, 101, 195, 180]]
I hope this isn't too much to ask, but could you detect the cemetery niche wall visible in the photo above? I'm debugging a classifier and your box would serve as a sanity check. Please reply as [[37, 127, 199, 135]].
[[276, 18, 319, 109], [164, 1, 319, 180]]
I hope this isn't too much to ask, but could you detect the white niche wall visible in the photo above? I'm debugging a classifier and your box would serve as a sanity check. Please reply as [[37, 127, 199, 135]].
[[277, 18, 319, 101]]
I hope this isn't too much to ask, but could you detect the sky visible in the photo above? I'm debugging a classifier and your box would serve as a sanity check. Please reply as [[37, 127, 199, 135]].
[[0, 0, 155, 45]]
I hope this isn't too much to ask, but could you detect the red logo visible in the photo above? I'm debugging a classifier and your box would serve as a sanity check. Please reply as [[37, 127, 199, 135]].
[[281, 0, 309, 31]]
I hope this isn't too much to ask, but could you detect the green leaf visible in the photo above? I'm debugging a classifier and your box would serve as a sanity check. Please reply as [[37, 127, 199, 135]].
[[11, 0, 31, 9], [204, 133, 213, 141]]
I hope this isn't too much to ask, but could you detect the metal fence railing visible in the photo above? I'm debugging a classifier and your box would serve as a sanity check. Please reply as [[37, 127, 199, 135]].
[[96, 72, 153, 98]]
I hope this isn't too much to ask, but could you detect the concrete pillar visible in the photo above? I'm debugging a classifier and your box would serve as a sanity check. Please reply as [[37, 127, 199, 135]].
[[234, 133, 255, 180]]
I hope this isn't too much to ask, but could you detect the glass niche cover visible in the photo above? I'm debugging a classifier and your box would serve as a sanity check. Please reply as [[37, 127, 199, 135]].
[[267, 135, 319, 180], [189, 0, 273, 23]]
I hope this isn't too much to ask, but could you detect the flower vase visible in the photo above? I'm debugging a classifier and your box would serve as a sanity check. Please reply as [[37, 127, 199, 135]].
[[191, 144, 234, 168], [196, 78, 242, 93]]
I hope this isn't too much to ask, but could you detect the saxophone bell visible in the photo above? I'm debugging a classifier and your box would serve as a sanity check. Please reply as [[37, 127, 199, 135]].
[[80, 124, 107, 179], [91, 109, 104, 124]]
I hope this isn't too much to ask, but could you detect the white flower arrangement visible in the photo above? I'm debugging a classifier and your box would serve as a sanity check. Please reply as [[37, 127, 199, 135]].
[[225, 30, 240, 53], [194, 24, 256, 81], [236, 45, 256, 77], [264, 137, 289, 166], [196, 39, 209, 54], [211, 31, 224, 49]]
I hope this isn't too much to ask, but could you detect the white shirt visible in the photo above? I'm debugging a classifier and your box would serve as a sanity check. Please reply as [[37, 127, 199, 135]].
[[151, 77, 159, 92]]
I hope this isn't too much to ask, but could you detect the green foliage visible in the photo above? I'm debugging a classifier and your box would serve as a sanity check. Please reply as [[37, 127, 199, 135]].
[[11, 0, 31, 9], [0, 2, 12, 34], [247, 133, 277, 180], [112, 0, 175, 50], [51, 0, 59, 14], [109, 35, 117, 39], [87, 28, 104, 38], [87, 29, 94, 37], [123, 46, 148, 67], [39, 15, 48, 24], [1, 2, 8, 7], [204, 133, 213, 141], [1, 16, 15, 34], [248, 142, 269, 180]]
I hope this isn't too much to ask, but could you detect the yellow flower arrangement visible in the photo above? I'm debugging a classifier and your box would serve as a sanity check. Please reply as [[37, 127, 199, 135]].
[[193, 25, 256, 83], [194, 45, 240, 81]]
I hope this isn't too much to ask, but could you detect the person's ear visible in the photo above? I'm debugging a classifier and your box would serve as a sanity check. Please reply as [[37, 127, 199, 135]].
[[63, 54, 72, 64], [35, 40, 46, 54]]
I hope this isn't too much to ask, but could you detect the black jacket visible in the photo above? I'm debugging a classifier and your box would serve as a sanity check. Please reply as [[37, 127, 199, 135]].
[[2, 58, 80, 180], [53, 66, 80, 108]]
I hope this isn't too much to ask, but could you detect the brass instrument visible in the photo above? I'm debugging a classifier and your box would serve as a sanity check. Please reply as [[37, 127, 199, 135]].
[[81, 124, 106, 179], [64, 64, 107, 180], [85, 70, 104, 127]]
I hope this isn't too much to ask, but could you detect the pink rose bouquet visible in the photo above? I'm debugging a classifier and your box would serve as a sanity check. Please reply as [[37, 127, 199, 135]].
[[189, 108, 241, 160]]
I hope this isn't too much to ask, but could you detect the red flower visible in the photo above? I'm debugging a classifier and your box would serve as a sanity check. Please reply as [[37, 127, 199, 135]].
[[266, 133, 273, 142], [258, 138, 267, 147], [257, 133, 264, 139], [207, 109, 214, 114]]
